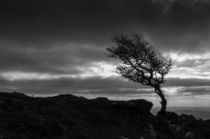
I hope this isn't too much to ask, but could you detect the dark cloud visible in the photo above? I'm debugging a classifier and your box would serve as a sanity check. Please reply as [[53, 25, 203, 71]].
[[0, 41, 107, 73], [0, 0, 209, 73], [166, 78, 210, 87], [179, 86, 210, 96], [0, 77, 142, 95], [0, 0, 210, 99], [0, 0, 210, 51], [176, 59, 209, 68]]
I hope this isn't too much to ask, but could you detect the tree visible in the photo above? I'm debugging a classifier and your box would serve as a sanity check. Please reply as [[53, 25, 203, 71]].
[[107, 34, 173, 115]]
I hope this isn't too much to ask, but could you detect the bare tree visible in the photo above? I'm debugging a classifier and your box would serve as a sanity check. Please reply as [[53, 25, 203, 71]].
[[107, 34, 173, 115]]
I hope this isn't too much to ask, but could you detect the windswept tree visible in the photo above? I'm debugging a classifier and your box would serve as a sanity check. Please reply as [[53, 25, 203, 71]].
[[107, 34, 173, 115]]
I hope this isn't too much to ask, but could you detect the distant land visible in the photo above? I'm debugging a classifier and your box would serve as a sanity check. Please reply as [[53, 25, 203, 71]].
[[152, 107, 210, 120]]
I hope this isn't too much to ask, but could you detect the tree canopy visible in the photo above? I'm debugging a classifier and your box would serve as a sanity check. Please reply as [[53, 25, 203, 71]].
[[107, 33, 173, 114]]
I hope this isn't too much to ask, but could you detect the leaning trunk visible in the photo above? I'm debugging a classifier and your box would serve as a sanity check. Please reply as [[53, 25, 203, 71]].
[[155, 85, 167, 115]]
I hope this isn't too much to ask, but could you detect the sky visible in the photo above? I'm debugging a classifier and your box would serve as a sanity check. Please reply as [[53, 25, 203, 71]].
[[0, 0, 210, 107]]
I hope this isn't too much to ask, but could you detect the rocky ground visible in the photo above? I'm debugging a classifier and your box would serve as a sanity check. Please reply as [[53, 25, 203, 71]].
[[0, 92, 210, 139]]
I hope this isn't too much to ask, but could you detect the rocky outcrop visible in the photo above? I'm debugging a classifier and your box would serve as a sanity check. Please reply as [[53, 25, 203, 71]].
[[0, 92, 153, 139], [0, 92, 210, 139]]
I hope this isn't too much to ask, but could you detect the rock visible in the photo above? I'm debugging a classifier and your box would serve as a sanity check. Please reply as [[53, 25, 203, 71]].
[[142, 124, 156, 139], [181, 114, 197, 123], [119, 136, 129, 139], [0, 133, 4, 139], [184, 131, 194, 139], [1, 92, 210, 139], [129, 99, 153, 113], [201, 129, 210, 137], [111, 99, 153, 116], [94, 97, 109, 102], [165, 112, 181, 124], [168, 123, 182, 133], [154, 115, 169, 132]]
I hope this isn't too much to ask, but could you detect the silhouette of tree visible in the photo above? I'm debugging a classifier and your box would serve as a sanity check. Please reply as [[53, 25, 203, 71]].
[[107, 33, 173, 115]]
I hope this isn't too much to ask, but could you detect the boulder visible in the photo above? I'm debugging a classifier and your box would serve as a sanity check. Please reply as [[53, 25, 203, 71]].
[[128, 99, 153, 113], [184, 131, 195, 139], [111, 99, 153, 115], [142, 124, 156, 139]]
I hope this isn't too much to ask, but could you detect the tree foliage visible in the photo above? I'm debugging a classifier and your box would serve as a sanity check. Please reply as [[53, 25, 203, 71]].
[[107, 34, 173, 114]]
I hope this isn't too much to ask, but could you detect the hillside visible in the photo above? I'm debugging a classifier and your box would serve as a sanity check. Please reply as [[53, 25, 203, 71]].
[[0, 92, 210, 139]]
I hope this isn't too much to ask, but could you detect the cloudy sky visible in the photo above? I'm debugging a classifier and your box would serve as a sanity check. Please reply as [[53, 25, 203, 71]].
[[1, 0, 210, 107]]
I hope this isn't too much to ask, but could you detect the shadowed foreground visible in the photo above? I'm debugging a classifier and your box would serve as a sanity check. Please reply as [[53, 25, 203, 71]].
[[0, 92, 210, 139]]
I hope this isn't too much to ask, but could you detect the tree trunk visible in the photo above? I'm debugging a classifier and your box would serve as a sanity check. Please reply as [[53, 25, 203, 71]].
[[155, 85, 167, 115]]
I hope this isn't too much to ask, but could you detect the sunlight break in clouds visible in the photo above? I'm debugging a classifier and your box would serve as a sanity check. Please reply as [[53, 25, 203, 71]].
[[0, 72, 77, 81], [166, 52, 210, 79], [2, 52, 210, 81], [81, 53, 210, 80], [0, 62, 118, 81], [76, 62, 118, 78], [79, 53, 210, 80], [169, 52, 210, 62]]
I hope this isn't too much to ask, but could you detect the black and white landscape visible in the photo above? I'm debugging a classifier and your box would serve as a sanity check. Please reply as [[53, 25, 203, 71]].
[[0, 0, 210, 138]]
